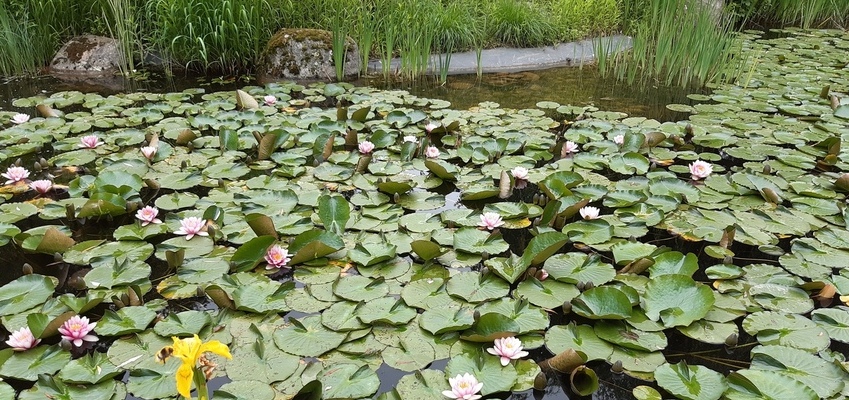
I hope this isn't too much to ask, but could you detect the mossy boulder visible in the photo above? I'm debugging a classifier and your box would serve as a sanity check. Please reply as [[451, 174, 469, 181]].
[[50, 35, 123, 75], [260, 28, 360, 81]]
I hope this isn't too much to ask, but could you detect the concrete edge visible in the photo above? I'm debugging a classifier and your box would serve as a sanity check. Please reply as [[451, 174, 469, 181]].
[[367, 35, 632, 76]]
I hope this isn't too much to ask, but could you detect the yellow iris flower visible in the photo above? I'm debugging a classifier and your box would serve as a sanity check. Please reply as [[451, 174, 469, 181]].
[[157, 334, 232, 399]]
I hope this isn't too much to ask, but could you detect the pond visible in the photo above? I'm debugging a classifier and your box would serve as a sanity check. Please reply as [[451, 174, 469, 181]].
[[0, 28, 848, 400]]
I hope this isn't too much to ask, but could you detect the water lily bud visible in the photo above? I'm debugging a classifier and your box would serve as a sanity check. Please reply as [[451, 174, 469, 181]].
[[762, 164, 771, 174], [480, 251, 489, 261], [40, 158, 48, 167], [577, 281, 585, 291], [54, 252, 63, 263], [393, 192, 400, 203], [65, 204, 76, 220], [724, 333, 738, 347], [584, 281, 595, 290], [59, 338, 73, 351], [144, 179, 160, 190], [245, 155, 254, 164], [112, 296, 126, 308], [33, 161, 42, 172], [533, 193, 540, 205], [562, 301, 572, 314], [723, 255, 733, 265], [218, 179, 226, 188], [181, 160, 189, 169], [534, 371, 548, 390], [611, 360, 624, 374], [127, 287, 141, 306], [207, 225, 217, 240], [473, 310, 480, 322], [532, 217, 540, 227], [527, 267, 537, 278], [126, 201, 139, 214], [685, 124, 694, 136], [14, 158, 22, 167], [21, 263, 33, 275]]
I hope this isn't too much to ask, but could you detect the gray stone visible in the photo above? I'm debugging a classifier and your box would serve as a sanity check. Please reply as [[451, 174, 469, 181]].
[[260, 28, 360, 81], [50, 35, 123, 75], [368, 35, 632, 76]]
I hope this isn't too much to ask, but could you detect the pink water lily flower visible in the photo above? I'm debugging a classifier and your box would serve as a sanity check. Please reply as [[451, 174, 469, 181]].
[[443, 373, 483, 400], [264, 95, 277, 106], [511, 166, 529, 180], [2, 166, 30, 184], [689, 160, 713, 180], [30, 180, 53, 194], [425, 122, 439, 133], [6, 326, 40, 351], [426, 146, 440, 158], [79, 134, 104, 149], [59, 315, 98, 347], [136, 206, 162, 226], [613, 135, 625, 145], [358, 141, 375, 154], [478, 212, 504, 230], [562, 140, 579, 155], [579, 206, 600, 220], [11, 113, 29, 124], [141, 146, 157, 160], [174, 217, 208, 240], [536, 269, 549, 281], [487, 336, 529, 366], [265, 244, 292, 270]]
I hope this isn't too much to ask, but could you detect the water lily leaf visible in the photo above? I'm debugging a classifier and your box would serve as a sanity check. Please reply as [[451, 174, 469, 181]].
[[742, 311, 829, 352], [0, 382, 14, 399], [396, 191, 445, 211], [77, 193, 127, 218], [539, 171, 583, 199], [155, 236, 213, 261], [357, 257, 411, 280], [811, 307, 849, 343], [633, 386, 662, 400], [649, 252, 699, 278], [461, 312, 521, 342], [424, 159, 458, 180], [126, 365, 180, 399], [321, 301, 368, 332], [18, 375, 117, 400], [0, 345, 70, 381], [514, 277, 580, 309], [289, 229, 344, 265], [572, 287, 633, 320], [445, 352, 518, 396], [153, 310, 212, 337], [155, 171, 203, 190], [519, 231, 570, 268], [594, 320, 667, 352], [410, 240, 446, 261], [544, 253, 616, 286], [230, 235, 277, 272], [356, 297, 416, 325], [655, 361, 726, 400], [611, 241, 657, 265], [318, 194, 350, 235], [609, 345, 665, 374], [475, 298, 549, 335], [446, 271, 510, 303], [0, 274, 57, 316], [609, 152, 650, 175], [333, 275, 389, 302], [84, 259, 150, 290], [318, 363, 379, 399], [484, 255, 528, 284], [382, 335, 437, 372], [216, 381, 275, 400], [96, 306, 157, 336], [563, 219, 613, 245], [453, 228, 510, 255], [420, 305, 475, 335], [233, 280, 293, 313], [725, 369, 817, 400], [58, 352, 121, 385], [385, 370, 446, 399], [750, 345, 847, 398], [349, 242, 396, 267], [643, 275, 714, 328], [749, 283, 813, 314], [274, 315, 346, 357], [678, 320, 738, 345]]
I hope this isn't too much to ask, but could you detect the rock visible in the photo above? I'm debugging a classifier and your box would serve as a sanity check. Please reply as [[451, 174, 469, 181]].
[[260, 28, 360, 81], [50, 35, 124, 75]]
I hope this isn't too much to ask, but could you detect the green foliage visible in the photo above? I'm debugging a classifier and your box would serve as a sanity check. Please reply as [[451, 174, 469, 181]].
[[600, 0, 743, 88], [727, 0, 849, 28], [488, 0, 557, 47], [549, 0, 621, 41]]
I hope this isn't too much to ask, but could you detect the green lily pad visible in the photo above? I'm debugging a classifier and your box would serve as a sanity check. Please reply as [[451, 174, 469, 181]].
[[724, 369, 817, 400], [655, 361, 726, 400], [273, 315, 347, 357], [750, 345, 847, 398], [643, 275, 715, 328], [572, 287, 633, 320]]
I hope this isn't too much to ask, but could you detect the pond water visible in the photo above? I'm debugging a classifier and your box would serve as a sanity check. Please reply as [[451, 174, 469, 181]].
[[2, 28, 849, 400]]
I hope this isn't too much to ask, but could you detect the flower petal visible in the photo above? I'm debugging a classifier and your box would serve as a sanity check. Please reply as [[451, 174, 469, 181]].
[[199, 339, 232, 359], [442, 390, 459, 399], [175, 362, 194, 399]]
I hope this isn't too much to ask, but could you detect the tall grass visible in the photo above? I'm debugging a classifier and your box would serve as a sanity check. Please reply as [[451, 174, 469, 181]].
[[600, 0, 743, 88], [146, 0, 280, 74], [549, 0, 620, 42], [0, 3, 41, 76], [488, 0, 557, 47], [103, 0, 138, 76], [732, 0, 849, 28]]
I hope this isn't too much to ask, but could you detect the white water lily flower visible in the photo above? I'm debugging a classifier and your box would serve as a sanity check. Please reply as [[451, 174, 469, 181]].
[[579, 206, 600, 220], [689, 160, 712, 180]]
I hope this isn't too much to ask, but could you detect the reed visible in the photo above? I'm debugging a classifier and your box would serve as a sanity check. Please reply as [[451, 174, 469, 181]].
[[488, 0, 556, 47], [0, 3, 40, 76], [102, 0, 138, 76], [603, 0, 742, 88]]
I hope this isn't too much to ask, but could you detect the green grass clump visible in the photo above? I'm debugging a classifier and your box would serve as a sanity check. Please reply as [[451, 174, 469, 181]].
[[488, 0, 558, 47], [145, 0, 282, 74], [729, 0, 849, 28], [549, 0, 621, 42]]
